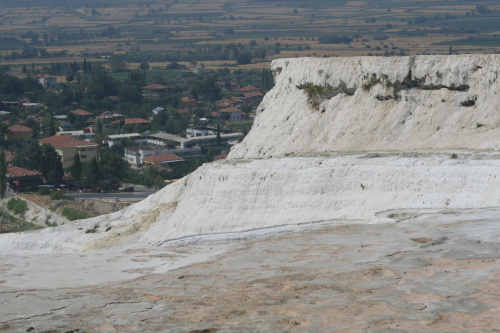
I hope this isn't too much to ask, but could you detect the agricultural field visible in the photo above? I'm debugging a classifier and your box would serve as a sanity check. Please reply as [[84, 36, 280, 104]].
[[0, 0, 499, 72]]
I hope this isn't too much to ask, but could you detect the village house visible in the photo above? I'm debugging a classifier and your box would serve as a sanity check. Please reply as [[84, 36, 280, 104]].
[[142, 84, 173, 100], [4, 150, 16, 167], [176, 109, 190, 117], [106, 133, 148, 148], [112, 118, 152, 126], [218, 107, 243, 122], [71, 109, 93, 117], [108, 96, 120, 104], [180, 97, 197, 108], [6, 166, 43, 192], [39, 135, 99, 169], [125, 145, 202, 168], [6, 124, 32, 140], [143, 153, 184, 168], [216, 96, 244, 108], [152, 107, 165, 116], [125, 146, 164, 168], [240, 91, 264, 102], [186, 126, 217, 138], [99, 111, 124, 122], [215, 80, 238, 92], [238, 85, 260, 93], [192, 64, 205, 75], [37, 74, 57, 88], [214, 153, 228, 161]]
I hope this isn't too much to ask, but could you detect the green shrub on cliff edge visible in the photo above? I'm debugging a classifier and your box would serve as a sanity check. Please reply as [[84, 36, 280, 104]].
[[62, 207, 87, 221], [7, 198, 28, 216], [50, 191, 74, 201]]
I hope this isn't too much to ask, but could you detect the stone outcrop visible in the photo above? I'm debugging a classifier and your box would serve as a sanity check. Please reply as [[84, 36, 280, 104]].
[[1, 55, 500, 253], [230, 55, 500, 159]]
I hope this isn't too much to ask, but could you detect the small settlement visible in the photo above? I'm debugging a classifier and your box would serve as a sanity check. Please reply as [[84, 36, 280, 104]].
[[0, 71, 267, 192]]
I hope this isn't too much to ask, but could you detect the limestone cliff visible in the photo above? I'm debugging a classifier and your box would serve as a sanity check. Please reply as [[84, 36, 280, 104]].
[[1, 55, 499, 253], [230, 55, 500, 159]]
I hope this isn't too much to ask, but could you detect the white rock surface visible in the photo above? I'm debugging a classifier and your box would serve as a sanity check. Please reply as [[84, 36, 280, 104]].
[[1, 55, 500, 254], [230, 55, 500, 159], [1, 153, 500, 253]]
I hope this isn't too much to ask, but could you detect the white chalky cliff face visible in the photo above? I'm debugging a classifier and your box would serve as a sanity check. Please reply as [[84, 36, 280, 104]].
[[230, 55, 500, 158], [1, 55, 500, 253]]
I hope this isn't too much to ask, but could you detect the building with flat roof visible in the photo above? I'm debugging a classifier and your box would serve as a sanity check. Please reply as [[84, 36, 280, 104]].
[[106, 133, 148, 147]]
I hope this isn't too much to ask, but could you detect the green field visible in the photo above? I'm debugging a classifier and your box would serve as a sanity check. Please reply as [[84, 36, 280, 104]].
[[0, 0, 499, 68]]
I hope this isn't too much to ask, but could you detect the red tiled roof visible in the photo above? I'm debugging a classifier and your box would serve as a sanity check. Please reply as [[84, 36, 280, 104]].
[[6, 166, 40, 178], [214, 153, 228, 161], [239, 85, 259, 92], [39, 135, 98, 148], [176, 109, 190, 115], [8, 124, 32, 132], [216, 80, 238, 87], [216, 99, 232, 108], [113, 118, 151, 125], [72, 109, 93, 116], [219, 107, 241, 113], [5, 150, 15, 162], [142, 84, 172, 90], [242, 91, 264, 98], [143, 153, 183, 163], [2, 119, 25, 125], [38, 74, 56, 79]]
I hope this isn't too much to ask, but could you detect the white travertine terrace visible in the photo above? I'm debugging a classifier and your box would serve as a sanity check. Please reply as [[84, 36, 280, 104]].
[[1, 55, 499, 254], [230, 55, 500, 158]]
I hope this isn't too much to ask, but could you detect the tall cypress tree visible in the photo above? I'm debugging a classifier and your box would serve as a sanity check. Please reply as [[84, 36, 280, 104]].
[[216, 123, 221, 146], [90, 157, 100, 186], [72, 153, 82, 181], [0, 148, 6, 198], [82, 157, 100, 187], [49, 120, 56, 136]]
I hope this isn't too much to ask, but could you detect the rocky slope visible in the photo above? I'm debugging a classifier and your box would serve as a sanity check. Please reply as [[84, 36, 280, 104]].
[[230, 55, 500, 158], [1, 55, 500, 253]]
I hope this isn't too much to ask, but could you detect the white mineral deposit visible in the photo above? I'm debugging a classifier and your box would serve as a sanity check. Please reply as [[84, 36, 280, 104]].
[[0, 55, 499, 332]]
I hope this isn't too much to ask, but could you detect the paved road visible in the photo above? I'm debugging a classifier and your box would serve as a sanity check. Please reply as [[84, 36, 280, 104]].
[[68, 185, 157, 200]]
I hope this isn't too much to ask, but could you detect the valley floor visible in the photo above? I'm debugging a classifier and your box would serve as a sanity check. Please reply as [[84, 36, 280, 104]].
[[1, 209, 499, 332]]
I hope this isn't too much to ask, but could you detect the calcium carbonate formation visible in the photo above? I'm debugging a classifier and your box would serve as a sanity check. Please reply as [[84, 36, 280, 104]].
[[1, 55, 499, 253]]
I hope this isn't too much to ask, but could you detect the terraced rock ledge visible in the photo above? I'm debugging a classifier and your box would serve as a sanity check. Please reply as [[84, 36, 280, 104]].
[[1, 55, 500, 331]]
